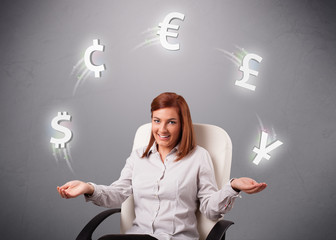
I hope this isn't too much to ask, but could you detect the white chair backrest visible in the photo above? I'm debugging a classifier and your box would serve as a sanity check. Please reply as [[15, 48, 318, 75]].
[[121, 123, 232, 240]]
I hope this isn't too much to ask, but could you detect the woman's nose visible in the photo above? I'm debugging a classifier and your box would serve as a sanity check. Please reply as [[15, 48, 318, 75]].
[[160, 123, 167, 132]]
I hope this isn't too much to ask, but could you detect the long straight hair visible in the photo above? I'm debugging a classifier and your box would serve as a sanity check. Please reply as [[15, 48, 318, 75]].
[[141, 92, 196, 161]]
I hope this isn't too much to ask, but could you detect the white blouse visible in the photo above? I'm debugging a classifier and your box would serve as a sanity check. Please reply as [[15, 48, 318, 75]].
[[86, 144, 239, 240]]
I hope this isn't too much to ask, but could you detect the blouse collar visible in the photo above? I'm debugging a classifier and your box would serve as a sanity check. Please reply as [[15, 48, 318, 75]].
[[147, 141, 180, 157]]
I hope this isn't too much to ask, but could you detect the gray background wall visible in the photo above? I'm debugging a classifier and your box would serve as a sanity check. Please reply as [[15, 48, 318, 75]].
[[1, 0, 336, 239]]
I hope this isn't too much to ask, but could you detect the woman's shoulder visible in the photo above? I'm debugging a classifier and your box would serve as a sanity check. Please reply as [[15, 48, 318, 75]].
[[190, 146, 215, 171], [130, 146, 148, 158]]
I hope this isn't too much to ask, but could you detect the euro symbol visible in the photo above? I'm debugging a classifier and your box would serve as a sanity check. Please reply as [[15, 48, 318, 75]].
[[157, 12, 185, 51], [84, 39, 106, 78], [235, 53, 262, 91], [252, 131, 283, 165]]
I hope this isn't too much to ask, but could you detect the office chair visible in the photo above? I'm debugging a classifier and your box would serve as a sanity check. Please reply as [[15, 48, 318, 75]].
[[76, 123, 234, 240]]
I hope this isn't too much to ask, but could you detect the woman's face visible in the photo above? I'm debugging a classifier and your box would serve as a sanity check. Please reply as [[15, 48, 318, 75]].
[[152, 107, 181, 154]]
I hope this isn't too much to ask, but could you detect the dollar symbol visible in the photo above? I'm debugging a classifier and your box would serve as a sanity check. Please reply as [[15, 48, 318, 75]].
[[157, 12, 185, 51], [50, 112, 73, 149], [84, 39, 106, 78], [235, 53, 263, 91]]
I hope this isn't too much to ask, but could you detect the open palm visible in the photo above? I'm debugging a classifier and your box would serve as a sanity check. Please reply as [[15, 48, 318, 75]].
[[57, 180, 92, 199], [231, 177, 267, 194]]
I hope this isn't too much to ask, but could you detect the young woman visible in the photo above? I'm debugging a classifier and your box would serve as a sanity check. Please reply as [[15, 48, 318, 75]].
[[57, 92, 267, 240]]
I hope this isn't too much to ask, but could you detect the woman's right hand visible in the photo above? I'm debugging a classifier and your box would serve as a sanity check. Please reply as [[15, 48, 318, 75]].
[[57, 180, 94, 199]]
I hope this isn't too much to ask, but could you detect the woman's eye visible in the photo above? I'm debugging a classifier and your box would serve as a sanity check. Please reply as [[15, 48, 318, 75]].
[[169, 121, 176, 124], [154, 119, 160, 123]]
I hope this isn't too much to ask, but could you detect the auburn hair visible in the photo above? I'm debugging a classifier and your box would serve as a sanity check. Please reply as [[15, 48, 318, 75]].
[[141, 92, 196, 161]]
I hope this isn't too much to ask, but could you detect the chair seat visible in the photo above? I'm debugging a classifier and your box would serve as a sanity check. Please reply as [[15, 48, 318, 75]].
[[76, 208, 234, 240]]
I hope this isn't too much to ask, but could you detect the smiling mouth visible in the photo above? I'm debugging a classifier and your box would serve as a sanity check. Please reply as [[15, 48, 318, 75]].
[[158, 134, 170, 139]]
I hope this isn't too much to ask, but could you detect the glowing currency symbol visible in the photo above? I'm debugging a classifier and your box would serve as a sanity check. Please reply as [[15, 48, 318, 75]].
[[157, 12, 185, 51], [235, 53, 263, 91], [84, 39, 105, 78], [50, 112, 73, 149], [252, 131, 283, 165]]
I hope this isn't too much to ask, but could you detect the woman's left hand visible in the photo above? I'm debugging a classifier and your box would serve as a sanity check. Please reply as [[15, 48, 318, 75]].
[[230, 177, 267, 194]]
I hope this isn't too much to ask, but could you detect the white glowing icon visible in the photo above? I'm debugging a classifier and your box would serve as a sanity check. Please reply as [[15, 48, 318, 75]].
[[50, 112, 73, 148], [157, 12, 185, 51], [235, 53, 262, 91], [84, 39, 105, 78], [252, 131, 283, 165]]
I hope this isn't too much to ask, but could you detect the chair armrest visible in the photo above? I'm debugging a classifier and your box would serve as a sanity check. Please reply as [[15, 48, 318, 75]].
[[76, 208, 121, 240], [205, 219, 234, 240]]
